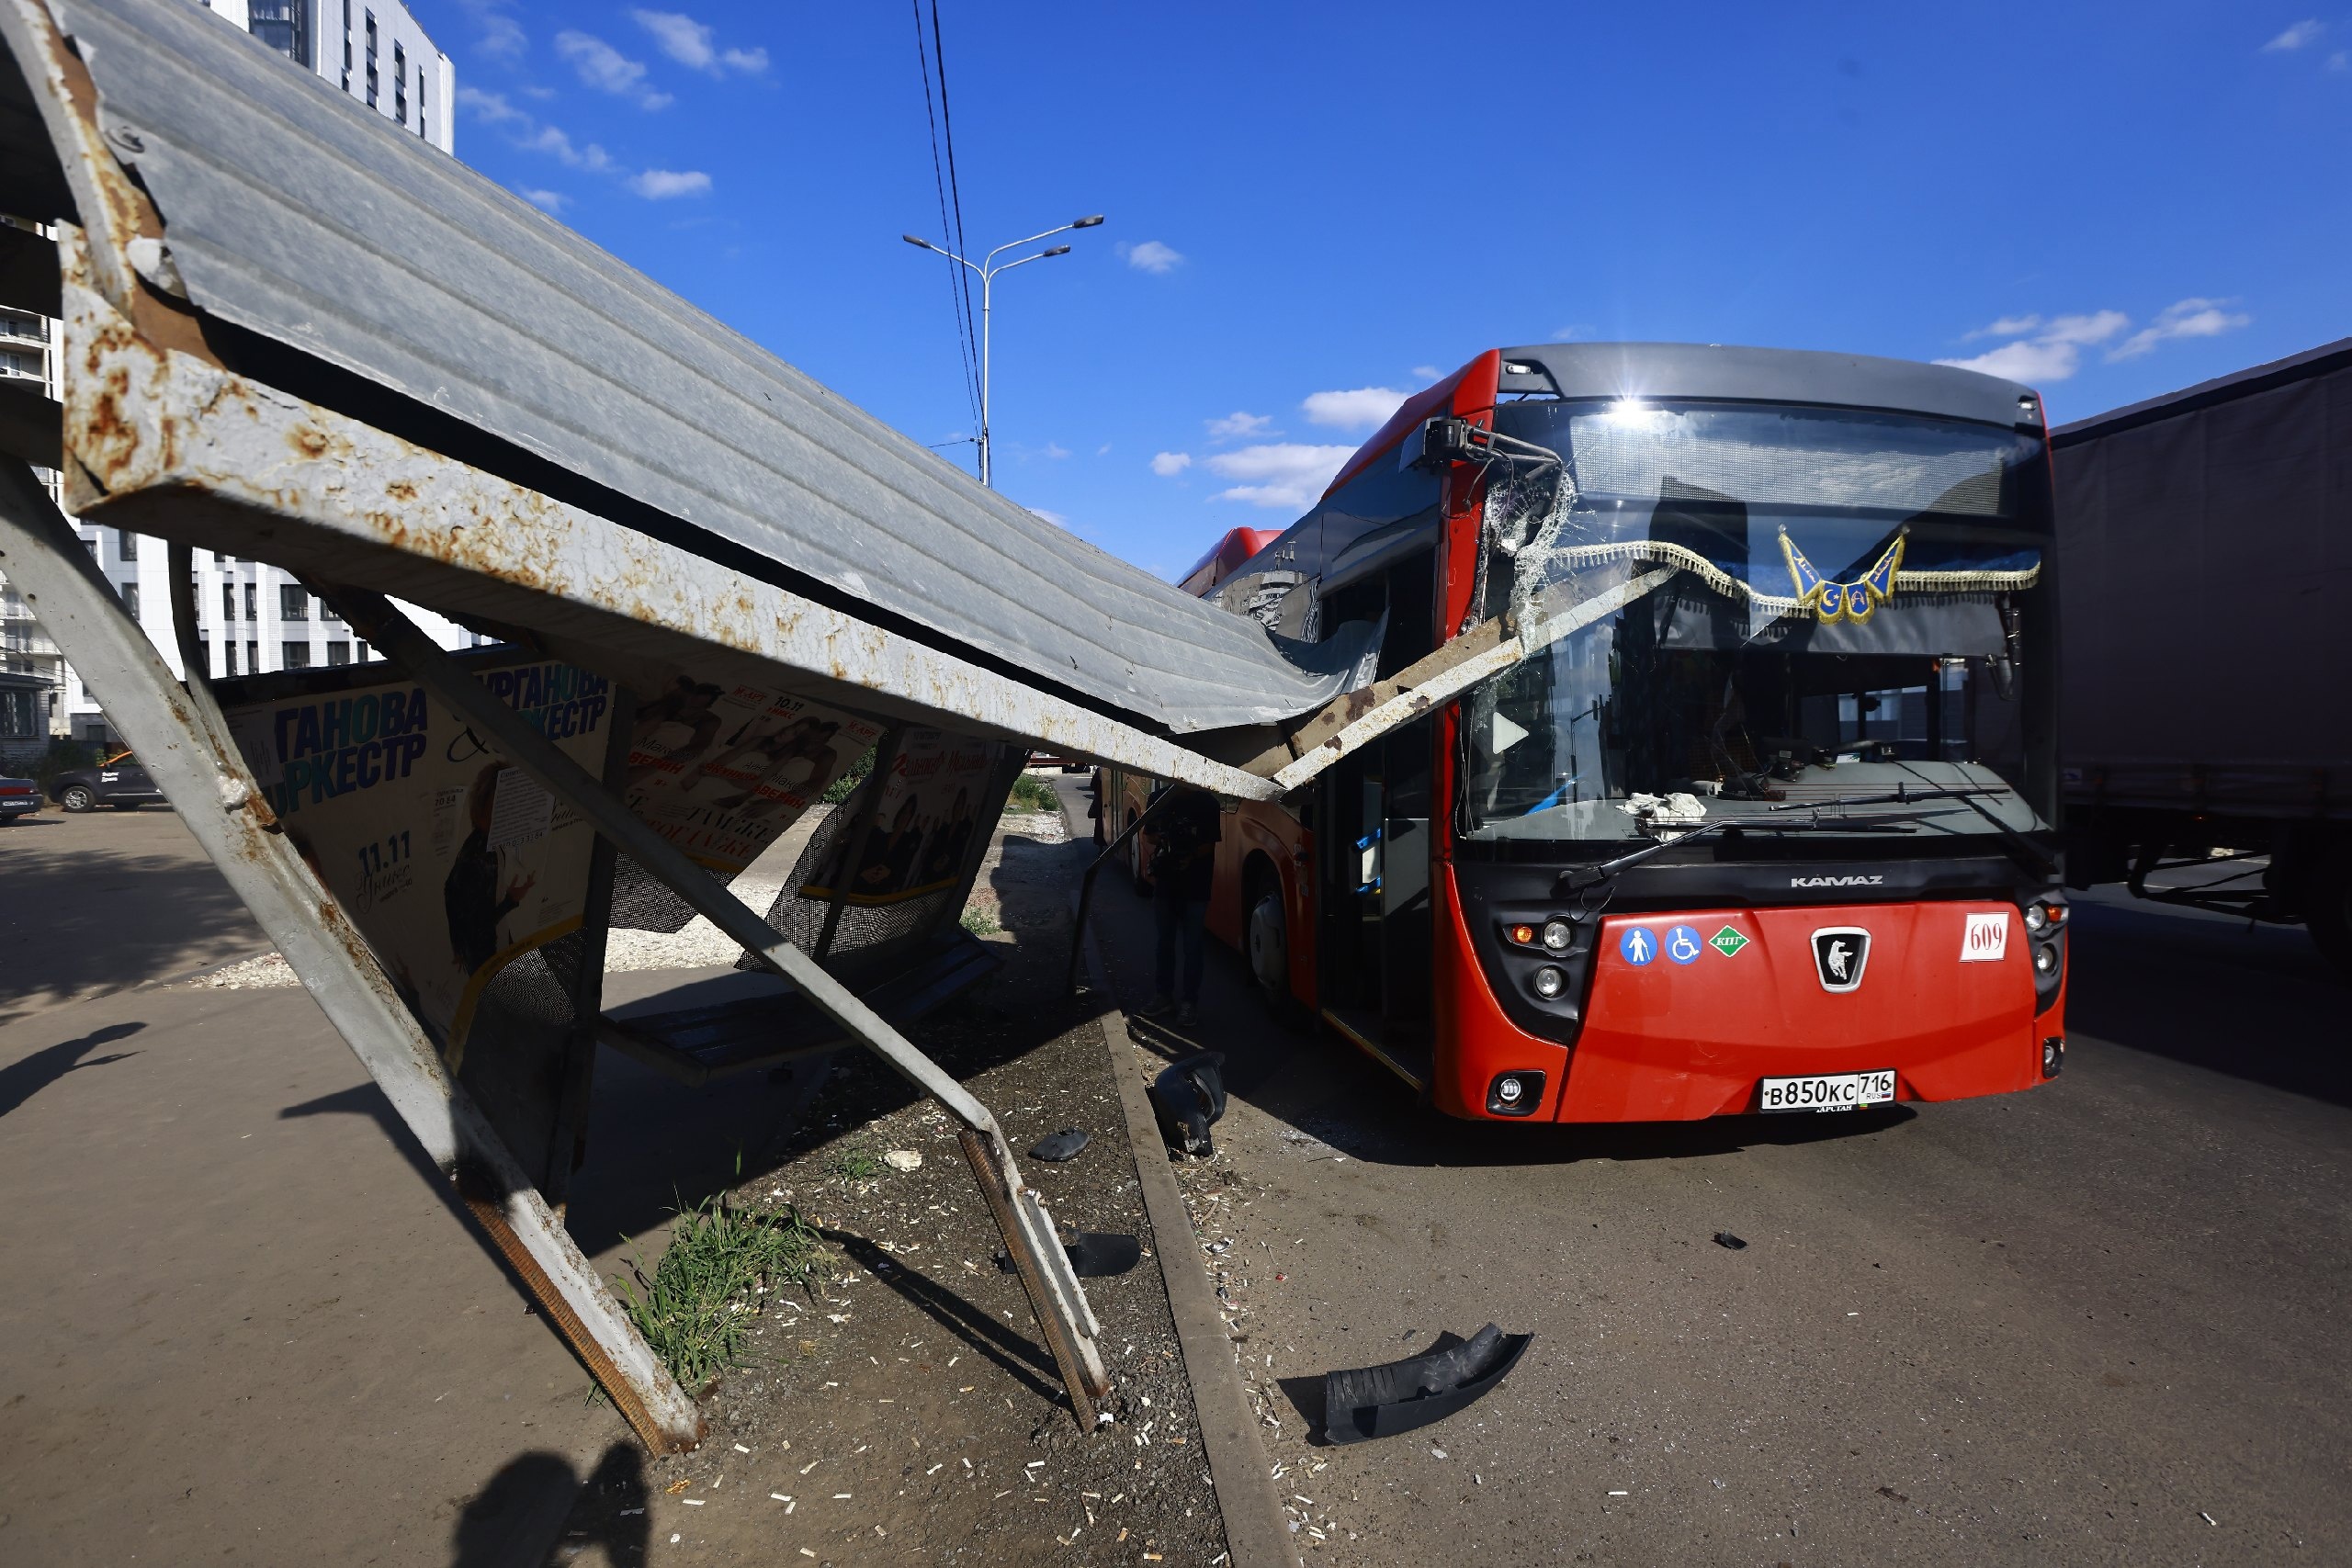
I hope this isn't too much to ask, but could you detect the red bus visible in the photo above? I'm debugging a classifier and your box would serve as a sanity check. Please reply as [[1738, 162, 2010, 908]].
[[1114, 343, 2067, 1123]]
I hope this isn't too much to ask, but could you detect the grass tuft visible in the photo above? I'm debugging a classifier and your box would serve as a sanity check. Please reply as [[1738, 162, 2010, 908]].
[[959, 905, 1001, 936], [1007, 773, 1061, 813], [615, 1189, 822, 1394], [825, 1143, 887, 1184]]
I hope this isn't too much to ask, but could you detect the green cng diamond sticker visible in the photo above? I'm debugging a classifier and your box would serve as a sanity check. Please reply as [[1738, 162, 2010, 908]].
[[1708, 925, 1750, 958]]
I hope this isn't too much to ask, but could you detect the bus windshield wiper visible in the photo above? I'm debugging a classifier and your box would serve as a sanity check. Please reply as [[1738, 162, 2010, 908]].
[[1561, 813, 1915, 892], [1885, 761, 2057, 877]]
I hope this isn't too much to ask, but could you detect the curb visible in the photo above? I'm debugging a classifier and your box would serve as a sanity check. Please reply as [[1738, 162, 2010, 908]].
[[1086, 924, 1302, 1568]]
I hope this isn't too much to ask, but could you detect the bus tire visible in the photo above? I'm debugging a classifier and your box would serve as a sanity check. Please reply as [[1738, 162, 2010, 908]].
[[1127, 811, 1151, 897], [1246, 872, 1306, 1029]]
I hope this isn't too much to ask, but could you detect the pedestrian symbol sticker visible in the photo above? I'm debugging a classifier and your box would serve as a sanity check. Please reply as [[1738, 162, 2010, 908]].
[[1619, 927, 1657, 966], [1666, 924, 1703, 965], [1709, 926, 1749, 958]]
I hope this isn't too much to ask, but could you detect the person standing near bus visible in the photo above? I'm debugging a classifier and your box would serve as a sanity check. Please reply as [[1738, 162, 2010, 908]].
[[1138, 784, 1221, 1026]]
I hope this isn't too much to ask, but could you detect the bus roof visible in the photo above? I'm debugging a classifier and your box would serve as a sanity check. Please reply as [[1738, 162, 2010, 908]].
[[1492, 342, 2043, 431]]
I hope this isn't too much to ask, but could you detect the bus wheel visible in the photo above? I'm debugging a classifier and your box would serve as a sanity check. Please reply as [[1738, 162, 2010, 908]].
[[1247, 880, 1304, 1027], [1128, 812, 1152, 897]]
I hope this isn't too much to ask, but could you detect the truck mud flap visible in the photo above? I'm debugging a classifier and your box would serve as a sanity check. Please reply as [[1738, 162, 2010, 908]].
[[1321, 1324, 1532, 1446]]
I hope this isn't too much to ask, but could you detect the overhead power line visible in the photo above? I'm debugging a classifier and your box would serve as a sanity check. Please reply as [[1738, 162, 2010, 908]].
[[910, 0, 980, 425], [928, 0, 984, 419]]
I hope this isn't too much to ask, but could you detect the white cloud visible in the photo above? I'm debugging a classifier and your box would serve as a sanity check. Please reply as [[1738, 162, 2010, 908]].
[[1204, 411, 1274, 441], [1028, 508, 1069, 529], [456, 0, 526, 61], [1302, 387, 1408, 431], [2332, 50, 2349, 70], [2041, 310, 2132, 345], [458, 85, 527, 126], [1964, 313, 2042, 339], [556, 31, 672, 108], [2109, 298, 2251, 359], [518, 187, 567, 212], [1938, 309, 2129, 382], [1204, 444, 1357, 510], [1042, 442, 1071, 459], [1549, 325, 1591, 343], [1939, 301, 2245, 380], [2265, 18, 2325, 50], [631, 10, 770, 74], [1118, 240, 1184, 275], [462, 89, 619, 173], [1410, 366, 1443, 383], [628, 168, 712, 198], [1149, 451, 1193, 478], [522, 123, 616, 172], [1936, 338, 2089, 383]]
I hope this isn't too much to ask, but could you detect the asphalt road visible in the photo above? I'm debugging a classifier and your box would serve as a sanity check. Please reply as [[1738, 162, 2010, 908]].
[[1074, 782, 2351, 1566], [0, 806, 268, 1024]]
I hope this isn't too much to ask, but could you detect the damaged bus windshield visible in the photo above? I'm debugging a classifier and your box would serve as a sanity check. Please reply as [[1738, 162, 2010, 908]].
[[1462, 400, 2056, 852]]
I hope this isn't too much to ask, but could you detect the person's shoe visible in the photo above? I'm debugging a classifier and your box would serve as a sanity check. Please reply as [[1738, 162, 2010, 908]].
[[1174, 1002, 1198, 1027], [1136, 994, 1174, 1018]]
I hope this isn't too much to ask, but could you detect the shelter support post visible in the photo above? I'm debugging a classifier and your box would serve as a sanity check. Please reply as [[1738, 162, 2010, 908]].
[[545, 688, 634, 1208], [0, 461, 706, 1454], [330, 589, 1114, 1424]]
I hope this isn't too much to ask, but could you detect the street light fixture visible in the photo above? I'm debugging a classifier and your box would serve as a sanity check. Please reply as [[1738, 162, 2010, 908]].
[[902, 214, 1103, 487]]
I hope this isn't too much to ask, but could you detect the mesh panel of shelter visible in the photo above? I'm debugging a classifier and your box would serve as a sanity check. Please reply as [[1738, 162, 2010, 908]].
[[735, 744, 1023, 975]]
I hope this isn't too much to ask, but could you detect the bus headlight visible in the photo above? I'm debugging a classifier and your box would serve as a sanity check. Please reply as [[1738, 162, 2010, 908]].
[[2023, 903, 2048, 932], [2041, 1036, 2065, 1077], [1532, 965, 1566, 999], [1542, 919, 1575, 951], [2033, 946, 2057, 976]]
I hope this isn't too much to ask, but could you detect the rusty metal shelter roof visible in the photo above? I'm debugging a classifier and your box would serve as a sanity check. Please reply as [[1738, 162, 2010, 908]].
[[2, 0, 1369, 743]]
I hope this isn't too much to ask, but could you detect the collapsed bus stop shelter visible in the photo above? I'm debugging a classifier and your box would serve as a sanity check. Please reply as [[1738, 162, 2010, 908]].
[[0, 0, 1442, 1452]]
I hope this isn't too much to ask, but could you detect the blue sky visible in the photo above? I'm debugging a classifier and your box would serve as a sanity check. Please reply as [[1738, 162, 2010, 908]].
[[422, 2, 2349, 577]]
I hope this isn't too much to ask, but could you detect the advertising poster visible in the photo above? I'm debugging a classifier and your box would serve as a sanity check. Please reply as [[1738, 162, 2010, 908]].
[[622, 677, 884, 873], [800, 728, 1005, 906], [223, 660, 615, 1069]]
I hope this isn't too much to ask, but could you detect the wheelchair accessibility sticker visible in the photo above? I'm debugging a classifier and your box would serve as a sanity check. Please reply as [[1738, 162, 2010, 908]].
[[1666, 924, 1704, 965]]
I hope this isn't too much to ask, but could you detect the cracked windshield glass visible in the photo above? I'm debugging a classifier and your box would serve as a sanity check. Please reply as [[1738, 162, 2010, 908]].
[[1463, 400, 2055, 848]]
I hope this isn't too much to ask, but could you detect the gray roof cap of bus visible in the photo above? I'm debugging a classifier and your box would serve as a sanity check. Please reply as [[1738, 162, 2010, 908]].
[[1496, 343, 2041, 431], [2049, 335, 2352, 446]]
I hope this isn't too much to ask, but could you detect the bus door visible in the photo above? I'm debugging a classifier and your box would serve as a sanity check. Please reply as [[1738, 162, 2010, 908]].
[[1317, 716, 1436, 1081]]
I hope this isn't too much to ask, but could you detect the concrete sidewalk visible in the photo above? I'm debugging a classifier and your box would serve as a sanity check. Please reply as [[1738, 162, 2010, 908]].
[[0, 979, 628, 1566]]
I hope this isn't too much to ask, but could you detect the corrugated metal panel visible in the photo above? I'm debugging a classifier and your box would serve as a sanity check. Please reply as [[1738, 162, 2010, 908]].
[[51, 0, 1351, 732]]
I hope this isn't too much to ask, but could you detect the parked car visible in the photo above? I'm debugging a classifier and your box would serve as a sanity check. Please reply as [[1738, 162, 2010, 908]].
[[49, 750, 167, 812], [0, 771, 40, 824]]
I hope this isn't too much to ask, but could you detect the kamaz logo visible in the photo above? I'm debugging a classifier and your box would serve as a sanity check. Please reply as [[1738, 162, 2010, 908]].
[[1791, 874, 1885, 888]]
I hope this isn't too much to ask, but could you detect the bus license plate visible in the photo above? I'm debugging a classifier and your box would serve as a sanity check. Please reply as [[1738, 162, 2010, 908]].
[[1758, 1069, 1895, 1113]]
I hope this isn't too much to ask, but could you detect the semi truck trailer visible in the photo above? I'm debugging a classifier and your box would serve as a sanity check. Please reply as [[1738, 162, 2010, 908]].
[[2052, 337, 2352, 974]]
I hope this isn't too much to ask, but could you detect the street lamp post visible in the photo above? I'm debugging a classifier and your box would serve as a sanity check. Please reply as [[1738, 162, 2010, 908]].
[[905, 214, 1103, 488]]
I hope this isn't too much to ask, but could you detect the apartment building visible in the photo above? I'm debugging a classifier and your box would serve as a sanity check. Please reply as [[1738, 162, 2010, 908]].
[[0, 1, 470, 763]]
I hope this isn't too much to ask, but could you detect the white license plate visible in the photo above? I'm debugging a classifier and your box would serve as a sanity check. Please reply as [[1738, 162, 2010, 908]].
[[1758, 1069, 1895, 1113]]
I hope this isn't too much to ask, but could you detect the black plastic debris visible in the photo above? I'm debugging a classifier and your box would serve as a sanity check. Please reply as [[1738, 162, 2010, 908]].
[[1713, 1232, 1748, 1250], [1321, 1324, 1532, 1446], [994, 1233, 1142, 1279], [1147, 1051, 1227, 1157], [1030, 1128, 1091, 1162], [1064, 1232, 1141, 1278]]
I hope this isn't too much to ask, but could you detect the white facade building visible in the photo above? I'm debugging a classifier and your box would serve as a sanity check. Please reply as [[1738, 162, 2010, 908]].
[[203, 0, 455, 151], [0, 1, 470, 763]]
